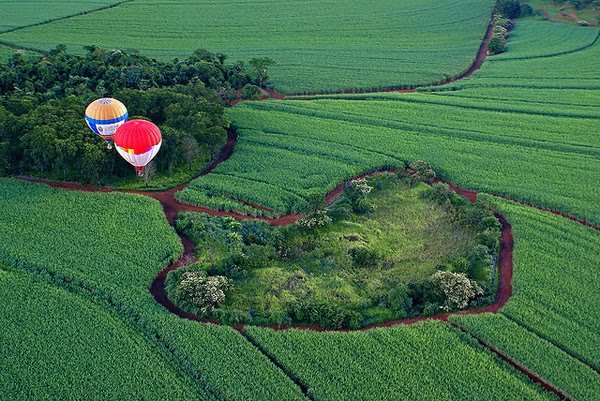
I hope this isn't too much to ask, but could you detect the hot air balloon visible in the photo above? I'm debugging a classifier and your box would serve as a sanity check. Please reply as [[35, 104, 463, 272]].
[[114, 119, 162, 177], [85, 98, 128, 149]]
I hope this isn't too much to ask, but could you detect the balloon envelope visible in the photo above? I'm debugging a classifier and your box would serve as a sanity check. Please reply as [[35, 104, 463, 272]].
[[114, 119, 162, 176], [85, 98, 128, 141]]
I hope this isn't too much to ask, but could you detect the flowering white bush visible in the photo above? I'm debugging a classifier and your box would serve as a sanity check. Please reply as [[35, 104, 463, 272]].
[[432, 271, 483, 311], [176, 271, 231, 315], [296, 210, 332, 229]]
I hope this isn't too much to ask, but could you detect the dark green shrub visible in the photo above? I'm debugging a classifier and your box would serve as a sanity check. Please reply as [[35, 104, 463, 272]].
[[239, 220, 280, 247], [342, 178, 373, 213], [240, 83, 263, 100], [495, 0, 521, 19], [387, 283, 412, 317], [243, 244, 276, 270], [488, 36, 507, 55], [211, 251, 249, 279], [408, 160, 436, 182]]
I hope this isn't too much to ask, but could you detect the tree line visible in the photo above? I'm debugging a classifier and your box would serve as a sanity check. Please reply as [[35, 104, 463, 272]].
[[0, 45, 274, 183]]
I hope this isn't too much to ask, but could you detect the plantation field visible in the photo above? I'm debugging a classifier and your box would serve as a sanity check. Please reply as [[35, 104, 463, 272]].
[[0, 0, 496, 93], [1, 6, 599, 401], [0, 178, 308, 401], [477, 195, 600, 370], [0, 268, 205, 401], [181, 21, 600, 224], [0, 0, 118, 33], [245, 321, 553, 401], [493, 20, 599, 60], [452, 314, 600, 401], [451, 196, 600, 400]]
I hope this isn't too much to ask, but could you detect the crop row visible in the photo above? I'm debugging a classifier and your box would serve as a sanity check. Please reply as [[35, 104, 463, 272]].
[[493, 20, 599, 61], [0, 267, 209, 401], [0, 0, 496, 93], [451, 313, 600, 401], [0, 0, 117, 32], [245, 321, 554, 401], [478, 195, 600, 370], [0, 178, 307, 401], [183, 89, 599, 223]]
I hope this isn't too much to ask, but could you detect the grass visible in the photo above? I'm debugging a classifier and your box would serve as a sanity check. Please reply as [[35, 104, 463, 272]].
[[0, 0, 496, 93], [0, 267, 209, 401]]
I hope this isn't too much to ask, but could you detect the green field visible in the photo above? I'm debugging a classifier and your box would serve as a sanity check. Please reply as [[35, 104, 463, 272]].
[[452, 195, 600, 400], [245, 321, 553, 401], [1, 5, 599, 401], [0, 0, 119, 32], [0, 0, 496, 93], [180, 20, 600, 225], [0, 268, 206, 401], [0, 178, 308, 401]]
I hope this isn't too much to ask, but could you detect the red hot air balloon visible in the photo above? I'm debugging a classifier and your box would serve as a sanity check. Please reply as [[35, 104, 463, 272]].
[[114, 120, 162, 177]]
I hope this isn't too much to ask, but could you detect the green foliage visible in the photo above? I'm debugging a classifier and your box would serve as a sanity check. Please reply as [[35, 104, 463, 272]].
[[408, 160, 436, 182], [241, 83, 263, 100], [496, 0, 523, 18], [245, 321, 554, 401], [386, 283, 412, 317], [342, 177, 373, 213], [0, 0, 497, 93], [172, 181, 489, 328], [0, 46, 254, 184], [176, 271, 231, 315], [488, 36, 507, 54]]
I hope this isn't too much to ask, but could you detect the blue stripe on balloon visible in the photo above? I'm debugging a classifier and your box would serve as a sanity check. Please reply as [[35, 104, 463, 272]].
[[85, 112, 128, 125]]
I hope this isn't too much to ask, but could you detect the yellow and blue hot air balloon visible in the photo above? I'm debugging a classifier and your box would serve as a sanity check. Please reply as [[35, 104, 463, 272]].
[[85, 98, 128, 148]]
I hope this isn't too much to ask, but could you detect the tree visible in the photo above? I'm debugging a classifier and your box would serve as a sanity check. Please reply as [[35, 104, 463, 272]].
[[176, 271, 231, 315], [488, 36, 506, 55], [431, 271, 483, 311], [495, 0, 521, 19], [249, 57, 276, 88], [387, 283, 412, 317], [343, 178, 373, 213]]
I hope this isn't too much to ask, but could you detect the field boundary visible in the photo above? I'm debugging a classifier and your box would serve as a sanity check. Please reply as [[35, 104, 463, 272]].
[[493, 29, 600, 62], [0, 1, 136, 35], [450, 321, 574, 401]]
